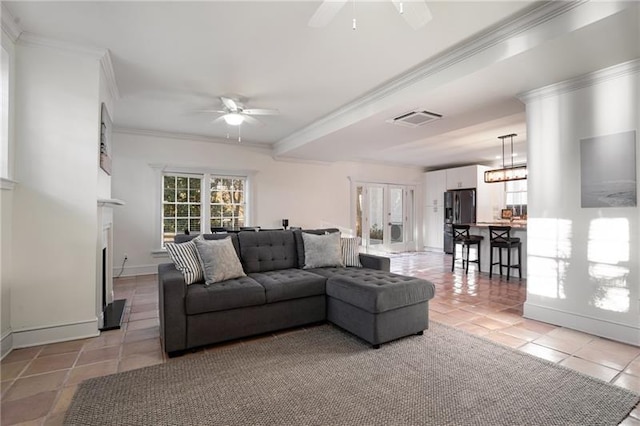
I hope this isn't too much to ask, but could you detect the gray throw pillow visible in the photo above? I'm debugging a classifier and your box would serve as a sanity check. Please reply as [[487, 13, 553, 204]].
[[194, 236, 246, 285], [341, 236, 363, 267], [302, 232, 344, 269], [165, 236, 204, 285]]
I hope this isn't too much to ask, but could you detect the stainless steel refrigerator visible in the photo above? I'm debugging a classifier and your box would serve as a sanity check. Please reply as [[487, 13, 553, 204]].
[[443, 189, 476, 254]]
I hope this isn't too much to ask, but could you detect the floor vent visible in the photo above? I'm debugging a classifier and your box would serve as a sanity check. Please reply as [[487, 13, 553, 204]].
[[389, 110, 442, 128]]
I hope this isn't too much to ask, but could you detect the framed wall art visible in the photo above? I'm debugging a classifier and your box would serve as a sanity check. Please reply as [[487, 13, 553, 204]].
[[580, 130, 637, 208], [99, 102, 112, 175]]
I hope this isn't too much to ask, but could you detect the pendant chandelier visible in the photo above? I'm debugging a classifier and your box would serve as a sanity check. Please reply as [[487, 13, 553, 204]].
[[484, 133, 527, 183]]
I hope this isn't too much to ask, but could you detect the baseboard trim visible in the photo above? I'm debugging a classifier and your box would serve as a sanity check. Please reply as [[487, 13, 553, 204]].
[[1, 330, 13, 360], [523, 302, 640, 346], [114, 264, 157, 278], [11, 319, 100, 349]]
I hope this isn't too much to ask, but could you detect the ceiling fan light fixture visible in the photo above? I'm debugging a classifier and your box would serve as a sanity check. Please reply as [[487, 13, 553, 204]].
[[223, 113, 244, 126]]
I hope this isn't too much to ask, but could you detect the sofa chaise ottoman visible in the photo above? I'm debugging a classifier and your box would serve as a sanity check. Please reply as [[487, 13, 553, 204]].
[[312, 269, 433, 348]]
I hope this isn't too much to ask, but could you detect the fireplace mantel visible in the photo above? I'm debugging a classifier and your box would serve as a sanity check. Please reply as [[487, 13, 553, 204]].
[[97, 198, 126, 331], [97, 198, 125, 207]]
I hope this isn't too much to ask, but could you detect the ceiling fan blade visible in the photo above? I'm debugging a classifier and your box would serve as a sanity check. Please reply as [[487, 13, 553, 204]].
[[242, 108, 279, 116], [308, 0, 348, 28], [391, 0, 432, 30], [220, 96, 239, 112], [197, 109, 226, 114], [242, 115, 264, 126]]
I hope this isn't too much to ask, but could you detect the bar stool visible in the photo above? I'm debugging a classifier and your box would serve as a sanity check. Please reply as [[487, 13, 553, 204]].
[[489, 226, 522, 281], [451, 224, 483, 274]]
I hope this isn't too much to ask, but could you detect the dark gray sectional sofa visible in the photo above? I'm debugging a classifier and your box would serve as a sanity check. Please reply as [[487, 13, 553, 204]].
[[158, 229, 435, 356]]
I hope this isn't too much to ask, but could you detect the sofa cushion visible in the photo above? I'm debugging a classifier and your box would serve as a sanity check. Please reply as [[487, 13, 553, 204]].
[[175, 233, 241, 259], [238, 230, 297, 273], [308, 267, 397, 279], [325, 270, 435, 314], [249, 269, 326, 303], [193, 237, 246, 285], [293, 228, 340, 268], [185, 276, 266, 315], [301, 232, 343, 269]]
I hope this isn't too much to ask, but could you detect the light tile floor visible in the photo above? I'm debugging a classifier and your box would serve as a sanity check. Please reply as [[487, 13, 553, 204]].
[[1, 252, 639, 425]]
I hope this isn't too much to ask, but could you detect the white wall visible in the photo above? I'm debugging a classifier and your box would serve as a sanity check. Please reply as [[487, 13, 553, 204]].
[[10, 41, 103, 347], [522, 60, 640, 345], [0, 28, 16, 357], [111, 131, 423, 276], [0, 188, 13, 356]]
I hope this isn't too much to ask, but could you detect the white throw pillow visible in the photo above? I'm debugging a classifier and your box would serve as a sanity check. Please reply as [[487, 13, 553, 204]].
[[341, 236, 363, 268], [165, 236, 204, 285], [302, 232, 344, 269], [193, 236, 246, 285]]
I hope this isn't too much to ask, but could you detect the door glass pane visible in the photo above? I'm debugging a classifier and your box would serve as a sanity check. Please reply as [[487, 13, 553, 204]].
[[390, 187, 403, 243], [407, 189, 414, 243], [356, 186, 363, 240], [369, 187, 384, 245]]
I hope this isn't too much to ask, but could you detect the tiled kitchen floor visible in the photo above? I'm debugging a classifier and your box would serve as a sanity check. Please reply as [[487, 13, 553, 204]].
[[1, 251, 639, 425]]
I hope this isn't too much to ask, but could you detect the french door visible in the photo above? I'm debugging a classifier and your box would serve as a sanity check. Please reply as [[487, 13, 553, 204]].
[[355, 183, 415, 252]]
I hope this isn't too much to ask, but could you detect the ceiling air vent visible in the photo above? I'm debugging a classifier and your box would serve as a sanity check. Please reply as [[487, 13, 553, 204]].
[[388, 110, 442, 128]]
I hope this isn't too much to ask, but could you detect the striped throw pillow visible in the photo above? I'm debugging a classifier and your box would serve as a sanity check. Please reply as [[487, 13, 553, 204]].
[[165, 237, 204, 285], [341, 237, 362, 268]]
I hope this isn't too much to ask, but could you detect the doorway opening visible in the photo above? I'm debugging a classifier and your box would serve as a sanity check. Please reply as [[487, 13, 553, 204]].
[[354, 183, 415, 253]]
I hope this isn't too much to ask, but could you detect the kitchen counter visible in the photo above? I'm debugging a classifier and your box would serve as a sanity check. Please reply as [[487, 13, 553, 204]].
[[468, 221, 527, 230], [453, 223, 527, 278]]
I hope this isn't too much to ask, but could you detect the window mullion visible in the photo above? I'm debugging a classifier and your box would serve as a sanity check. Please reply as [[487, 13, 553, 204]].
[[202, 174, 211, 234]]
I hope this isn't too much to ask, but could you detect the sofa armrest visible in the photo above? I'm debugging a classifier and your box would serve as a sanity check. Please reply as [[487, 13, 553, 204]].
[[359, 253, 390, 272], [158, 263, 188, 354]]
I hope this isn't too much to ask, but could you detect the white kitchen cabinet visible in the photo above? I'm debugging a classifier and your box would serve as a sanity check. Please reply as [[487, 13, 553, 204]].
[[445, 166, 477, 190], [423, 170, 446, 251]]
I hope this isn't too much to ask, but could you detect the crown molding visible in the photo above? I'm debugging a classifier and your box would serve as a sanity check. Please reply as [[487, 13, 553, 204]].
[[17, 31, 120, 99], [274, 0, 587, 156], [100, 50, 120, 101], [518, 58, 640, 103], [1, 4, 22, 43], [17, 31, 107, 58], [114, 126, 273, 152]]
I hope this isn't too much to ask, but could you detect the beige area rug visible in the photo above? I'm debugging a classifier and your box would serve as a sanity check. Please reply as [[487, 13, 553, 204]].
[[65, 323, 639, 425]]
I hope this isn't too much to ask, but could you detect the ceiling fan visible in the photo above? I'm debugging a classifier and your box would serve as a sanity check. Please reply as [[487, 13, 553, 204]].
[[202, 96, 279, 127], [308, 0, 432, 30]]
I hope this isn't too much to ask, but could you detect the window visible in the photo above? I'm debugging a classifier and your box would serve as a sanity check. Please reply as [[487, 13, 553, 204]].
[[162, 174, 202, 245], [505, 180, 527, 217], [160, 171, 249, 246], [210, 177, 245, 229]]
